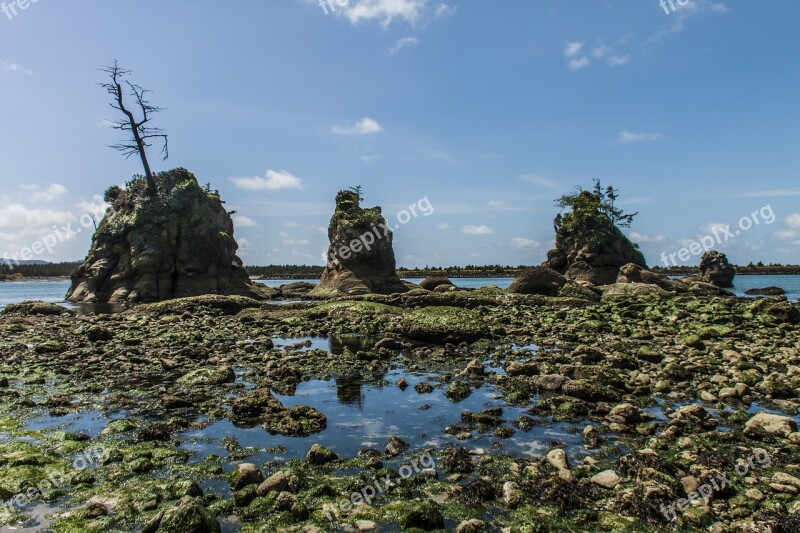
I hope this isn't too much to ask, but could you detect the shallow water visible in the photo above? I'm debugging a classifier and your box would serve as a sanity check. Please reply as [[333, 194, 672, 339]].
[[2, 274, 800, 311]]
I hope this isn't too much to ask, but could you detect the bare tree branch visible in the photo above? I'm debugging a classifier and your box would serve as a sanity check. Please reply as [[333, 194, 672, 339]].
[[99, 60, 169, 196]]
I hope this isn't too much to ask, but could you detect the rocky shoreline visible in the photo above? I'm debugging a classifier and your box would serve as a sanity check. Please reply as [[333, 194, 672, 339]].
[[1, 287, 799, 532]]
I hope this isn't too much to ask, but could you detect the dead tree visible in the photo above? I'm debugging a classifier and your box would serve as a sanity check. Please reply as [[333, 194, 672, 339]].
[[100, 61, 168, 196]]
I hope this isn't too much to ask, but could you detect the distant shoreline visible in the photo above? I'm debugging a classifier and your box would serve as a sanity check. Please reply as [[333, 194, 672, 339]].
[[0, 276, 70, 282], [5, 267, 800, 284]]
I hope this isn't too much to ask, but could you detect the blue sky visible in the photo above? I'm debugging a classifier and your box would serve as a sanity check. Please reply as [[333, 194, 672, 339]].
[[1, 0, 799, 268]]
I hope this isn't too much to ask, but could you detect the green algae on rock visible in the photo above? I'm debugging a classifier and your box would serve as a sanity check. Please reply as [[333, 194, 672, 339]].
[[401, 306, 491, 343]]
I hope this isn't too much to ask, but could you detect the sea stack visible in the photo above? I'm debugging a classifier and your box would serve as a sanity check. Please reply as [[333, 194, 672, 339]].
[[543, 190, 646, 286], [313, 189, 408, 296], [699, 250, 736, 288], [66, 168, 268, 303]]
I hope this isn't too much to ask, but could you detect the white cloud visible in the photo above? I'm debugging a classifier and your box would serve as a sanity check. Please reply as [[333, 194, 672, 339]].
[[389, 36, 419, 54], [462, 225, 494, 236], [590, 41, 632, 67], [785, 213, 800, 230], [433, 3, 456, 18], [0, 59, 32, 76], [564, 42, 589, 71], [436, 223, 450, 230], [0, 204, 74, 229], [629, 231, 666, 243], [488, 200, 509, 208], [703, 223, 730, 234], [76, 195, 110, 217], [333, 117, 383, 136], [567, 57, 590, 71], [509, 238, 539, 250], [774, 230, 798, 241], [607, 55, 630, 67], [592, 45, 610, 59], [234, 215, 257, 228], [650, 0, 728, 42], [564, 42, 583, 57], [618, 130, 664, 143], [361, 155, 379, 162], [230, 170, 305, 191], [23, 184, 68, 203], [342, 0, 428, 27]]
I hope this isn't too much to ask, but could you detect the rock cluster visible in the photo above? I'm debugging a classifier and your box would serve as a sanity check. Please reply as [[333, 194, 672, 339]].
[[313, 190, 408, 295], [66, 169, 268, 303]]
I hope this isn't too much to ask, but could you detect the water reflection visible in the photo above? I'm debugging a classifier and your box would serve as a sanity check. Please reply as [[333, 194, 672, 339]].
[[335, 374, 365, 407]]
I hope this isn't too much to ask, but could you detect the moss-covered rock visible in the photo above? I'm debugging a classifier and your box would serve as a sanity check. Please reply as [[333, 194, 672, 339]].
[[1, 300, 75, 317], [402, 306, 490, 343], [313, 190, 408, 296], [67, 168, 270, 304]]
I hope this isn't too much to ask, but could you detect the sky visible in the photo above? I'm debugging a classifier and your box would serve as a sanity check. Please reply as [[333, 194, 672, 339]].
[[1, 0, 799, 268]]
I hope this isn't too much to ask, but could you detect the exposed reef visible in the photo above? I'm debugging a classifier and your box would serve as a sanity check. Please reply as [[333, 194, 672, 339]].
[[1, 287, 799, 532]]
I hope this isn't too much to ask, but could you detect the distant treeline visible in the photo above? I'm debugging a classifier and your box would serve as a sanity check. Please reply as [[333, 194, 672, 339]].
[[248, 264, 530, 279], [0, 262, 81, 280], [4, 261, 800, 282], [653, 263, 800, 276], [247, 265, 325, 279]]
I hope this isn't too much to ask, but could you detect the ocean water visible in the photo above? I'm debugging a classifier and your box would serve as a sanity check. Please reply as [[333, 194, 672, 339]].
[[1, 275, 799, 310]]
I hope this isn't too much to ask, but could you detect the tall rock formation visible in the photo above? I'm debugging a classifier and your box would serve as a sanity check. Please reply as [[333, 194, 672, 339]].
[[313, 190, 408, 296], [699, 250, 736, 288], [543, 190, 646, 286], [66, 168, 269, 303]]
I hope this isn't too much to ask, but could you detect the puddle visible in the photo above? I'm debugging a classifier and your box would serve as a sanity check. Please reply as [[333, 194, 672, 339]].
[[273, 335, 381, 355]]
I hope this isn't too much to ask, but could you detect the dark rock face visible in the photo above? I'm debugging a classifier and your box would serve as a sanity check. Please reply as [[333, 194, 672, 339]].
[[699, 251, 736, 288], [543, 195, 646, 286], [507, 267, 567, 296], [314, 190, 407, 295], [67, 169, 267, 304]]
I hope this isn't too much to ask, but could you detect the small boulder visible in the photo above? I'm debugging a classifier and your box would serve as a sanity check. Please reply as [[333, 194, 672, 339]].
[[144, 496, 220, 533], [456, 519, 487, 533], [591, 470, 621, 489], [745, 286, 786, 296], [546, 449, 569, 470], [507, 267, 567, 296], [385, 436, 410, 458], [744, 412, 798, 439], [256, 471, 290, 496], [307, 444, 338, 465], [420, 276, 455, 291], [230, 463, 263, 491]]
